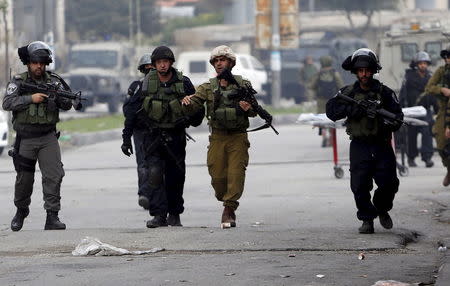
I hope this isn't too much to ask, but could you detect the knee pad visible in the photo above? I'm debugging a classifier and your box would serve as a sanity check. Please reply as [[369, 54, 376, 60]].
[[148, 166, 163, 188]]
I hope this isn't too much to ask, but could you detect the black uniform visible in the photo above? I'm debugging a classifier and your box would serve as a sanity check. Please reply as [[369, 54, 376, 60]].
[[122, 79, 150, 198], [326, 80, 403, 221], [399, 68, 436, 162], [130, 69, 196, 217]]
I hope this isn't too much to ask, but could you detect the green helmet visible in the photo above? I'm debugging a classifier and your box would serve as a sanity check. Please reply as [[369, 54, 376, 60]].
[[320, 56, 333, 68], [151, 46, 175, 64]]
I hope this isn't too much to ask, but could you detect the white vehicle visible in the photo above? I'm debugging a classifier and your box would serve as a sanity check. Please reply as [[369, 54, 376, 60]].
[[176, 51, 268, 102], [0, 110, 9, 156]]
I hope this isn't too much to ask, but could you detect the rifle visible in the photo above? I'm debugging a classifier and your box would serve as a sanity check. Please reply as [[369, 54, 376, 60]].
[[336, 90, 406, 127], [19, 81, 85, 110], [217, 69, 279, 135]]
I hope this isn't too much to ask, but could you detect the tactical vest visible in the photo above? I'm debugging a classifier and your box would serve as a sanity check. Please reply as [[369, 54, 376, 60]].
[[14, 72, 60, 125], [345, 85, 383, 138], [142, 70, 186, 128], [208, 76, 249, 131], [317, 69, 338, 99]]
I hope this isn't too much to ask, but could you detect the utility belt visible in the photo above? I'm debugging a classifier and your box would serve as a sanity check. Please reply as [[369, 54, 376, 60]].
[[211, 128, 245, 135], [352, 135, 391, 144]]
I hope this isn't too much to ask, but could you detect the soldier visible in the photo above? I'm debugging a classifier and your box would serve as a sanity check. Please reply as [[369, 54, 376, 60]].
[[2, 41, 77, 231], [300, 56, 319, 102], [121, 53, 153, 210], [425, 47, 450, 186], [309, 55, 344, 147], [399, 51, 435, 168], [139, 46, 202, 228], [326, 48, 403, 234], [181, 45, 257, 228]]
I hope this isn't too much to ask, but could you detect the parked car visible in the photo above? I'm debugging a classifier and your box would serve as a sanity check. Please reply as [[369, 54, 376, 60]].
[[0, 109, 9, 156], [176, 51, 269, 102]]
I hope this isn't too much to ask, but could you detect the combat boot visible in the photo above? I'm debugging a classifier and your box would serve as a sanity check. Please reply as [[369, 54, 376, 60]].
[[358, 220, 374, 234], [44, 211, 66, 230], [443, 169, 450, 187], [138, 195, 149, 210], [146, 215, 168, 228], [221, 206, 236, 228], [408, 158, 417, 167], [11, 207, 30, 232], [378, 212, 393, 229], [423, 159, 434, 168], [167, 214, 182, 226]]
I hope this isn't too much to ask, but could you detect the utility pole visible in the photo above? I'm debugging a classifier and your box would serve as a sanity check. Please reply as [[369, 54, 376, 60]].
[[0, 0, 9, 84], [271, 0, 281, 108], [136, 0, 141, 47], [129, 0, 133, 42]]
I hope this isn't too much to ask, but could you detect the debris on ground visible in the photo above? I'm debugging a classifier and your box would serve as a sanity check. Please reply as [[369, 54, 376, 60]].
[[72, 236, 164, 256], [371, 280, 411, 286], [316, 274, 325, 278], [358, 252, 365, 260]]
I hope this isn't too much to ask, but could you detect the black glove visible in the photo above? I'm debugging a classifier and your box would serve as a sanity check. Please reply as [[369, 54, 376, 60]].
[[174, 116, 190, 129], [121, 138, 133, 157]]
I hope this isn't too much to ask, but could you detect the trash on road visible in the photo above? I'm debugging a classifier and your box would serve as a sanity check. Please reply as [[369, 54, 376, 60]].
[[72, 236, 164, 256], [251, 221, 264, 227], [288, 253, 296, 257], [225, 273, 236, 276], [316, 274, 325, 278], [358, 252, 365, 260], [279, 275, 290, 278], [371, 280, 411, 286], [438, 246, 447, 252]]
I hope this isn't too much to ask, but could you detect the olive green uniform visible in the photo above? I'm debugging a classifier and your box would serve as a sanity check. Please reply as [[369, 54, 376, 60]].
[[309, 68, 344, 113], [184, 75, 256, 210], [2, 71, 73, 211], [425, 64, 450, 167]]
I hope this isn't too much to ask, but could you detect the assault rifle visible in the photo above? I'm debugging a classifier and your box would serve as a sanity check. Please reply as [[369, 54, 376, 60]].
[[19, 81, 85, 110], [217, 69, 279, 135], [336, 90, 406, 126]]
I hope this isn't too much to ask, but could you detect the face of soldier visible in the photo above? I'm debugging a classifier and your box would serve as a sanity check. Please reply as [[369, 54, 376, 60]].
[[356, 68, 373, 86], [417, 61, 429, 73], [445, 57, 450, 65], [155, 59, 172, 76], [28, 62, 46, 79], [213, 56, 232, 74]]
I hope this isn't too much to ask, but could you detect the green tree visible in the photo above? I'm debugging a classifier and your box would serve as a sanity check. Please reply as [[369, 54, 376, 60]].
[[315, 0, 399, 36], [66, 0, 159, 41]]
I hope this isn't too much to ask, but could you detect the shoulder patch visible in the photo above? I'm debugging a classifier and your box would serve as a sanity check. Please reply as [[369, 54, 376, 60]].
[[6, 82, 18, 95]]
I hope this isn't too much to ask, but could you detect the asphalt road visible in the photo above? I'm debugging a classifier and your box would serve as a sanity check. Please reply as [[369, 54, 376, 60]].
[[0, 125, 448, 286]]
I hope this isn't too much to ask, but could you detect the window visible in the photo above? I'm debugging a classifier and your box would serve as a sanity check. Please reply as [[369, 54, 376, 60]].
[[250, 56, 265, 71], [240, 57, 250, 69], [401, 43, 418, 62], [189, 61, 206, 73], [425, 41, 442, 63]]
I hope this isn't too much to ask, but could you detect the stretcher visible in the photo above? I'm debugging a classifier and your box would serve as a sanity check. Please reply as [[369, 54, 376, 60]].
[[297, 106, 428, 179]]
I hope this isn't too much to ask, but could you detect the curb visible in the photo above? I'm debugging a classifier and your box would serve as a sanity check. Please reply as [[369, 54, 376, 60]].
[[67, 114, 300, 147]]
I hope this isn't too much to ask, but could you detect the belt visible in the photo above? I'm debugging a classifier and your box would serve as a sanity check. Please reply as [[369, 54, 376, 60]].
[[211, 128, 245, 135]]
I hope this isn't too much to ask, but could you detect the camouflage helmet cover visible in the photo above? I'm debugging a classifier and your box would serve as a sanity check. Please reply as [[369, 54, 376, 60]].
[[209, 45, 236, 66], [319, 55, 333, 67]]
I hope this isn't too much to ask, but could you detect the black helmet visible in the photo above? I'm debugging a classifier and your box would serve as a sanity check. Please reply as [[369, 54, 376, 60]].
[[440, 46, 450, 59], [137, 53, 152, 73], [18, 41, 52, 65], [151, 46, 175, 64], [342, 48, 381, 73]]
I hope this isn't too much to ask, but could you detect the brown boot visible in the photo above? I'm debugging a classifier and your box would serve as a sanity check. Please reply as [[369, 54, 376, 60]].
[[221, 206, 236, 228], [443, 169, 450, 187]]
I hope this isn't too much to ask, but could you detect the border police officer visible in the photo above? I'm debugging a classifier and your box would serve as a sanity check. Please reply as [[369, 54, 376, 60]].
[[122, 53, 153, 210], [326, 48, 403, 234], [181, 45, 257, 228], [2, 41, 75, 231], [399, 51, 435, 168]]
